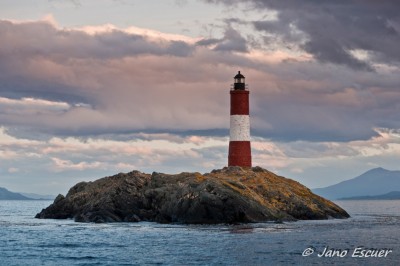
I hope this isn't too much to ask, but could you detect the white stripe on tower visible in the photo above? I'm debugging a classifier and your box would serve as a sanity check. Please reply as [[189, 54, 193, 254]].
[[230, 115, 250, 141]]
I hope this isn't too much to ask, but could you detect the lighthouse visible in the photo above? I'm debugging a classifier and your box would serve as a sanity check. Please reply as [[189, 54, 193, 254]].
[[228, 71, 252, 167]]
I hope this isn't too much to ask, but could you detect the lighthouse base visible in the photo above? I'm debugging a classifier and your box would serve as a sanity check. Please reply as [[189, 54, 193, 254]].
[[228, 141, 252, 167]]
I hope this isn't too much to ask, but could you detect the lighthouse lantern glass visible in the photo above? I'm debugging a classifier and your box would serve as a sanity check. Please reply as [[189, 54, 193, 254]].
[[235, 77, 244, 84]]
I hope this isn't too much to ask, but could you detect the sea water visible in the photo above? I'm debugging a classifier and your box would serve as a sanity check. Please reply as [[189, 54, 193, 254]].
[[0, 200, 399, 265]]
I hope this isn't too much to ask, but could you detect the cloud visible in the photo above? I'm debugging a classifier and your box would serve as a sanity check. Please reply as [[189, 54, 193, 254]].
[[1, 16, 400, 144], [205, 0, 400, 71], [0, 126, 229, 192], [0, 20, 193, 61], [78, 24, 199, 43], [214, 26, 248, 52], [196, 38, 220, 46], [7, 167, 19, 173], [2, 121, 400, 193], [0, 97, 71, 115], [195, 23, 249, 53], [0, 19, 229, 136], [51, 157, 102, 172], [251, 127, 400, 187]]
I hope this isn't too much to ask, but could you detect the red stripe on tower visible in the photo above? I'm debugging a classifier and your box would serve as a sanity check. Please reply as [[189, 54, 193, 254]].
[[228, 71, 252, 167]]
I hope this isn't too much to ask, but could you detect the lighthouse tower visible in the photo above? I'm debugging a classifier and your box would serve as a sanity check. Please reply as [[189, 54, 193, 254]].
[[228, 71, 252, 167]]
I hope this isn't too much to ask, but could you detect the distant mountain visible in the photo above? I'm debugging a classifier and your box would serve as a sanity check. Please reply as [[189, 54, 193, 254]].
[[20, 192, 55, 200], [313, 168, 400, 200], [339, 191, 400, 200], [0, 187, 32, 200]]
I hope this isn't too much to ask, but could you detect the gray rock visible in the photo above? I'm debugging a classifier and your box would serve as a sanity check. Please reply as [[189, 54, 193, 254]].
[[35, 167, 349, 224]]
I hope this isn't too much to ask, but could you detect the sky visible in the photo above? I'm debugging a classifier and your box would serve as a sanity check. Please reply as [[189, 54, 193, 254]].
[[1, 0, 400, 194]]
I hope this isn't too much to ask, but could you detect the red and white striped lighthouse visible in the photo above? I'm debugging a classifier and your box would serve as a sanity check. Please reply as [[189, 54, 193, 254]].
[[228, 71, 252, 167]]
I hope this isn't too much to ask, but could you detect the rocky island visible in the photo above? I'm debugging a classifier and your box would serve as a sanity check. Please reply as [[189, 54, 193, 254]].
[[36, 166, 349, 224]]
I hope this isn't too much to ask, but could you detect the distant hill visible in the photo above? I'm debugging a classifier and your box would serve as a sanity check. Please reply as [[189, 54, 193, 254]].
[[313, 168, 400, 200], [20, 192, 55, 200], [339, 191, 400, 200], [0, 187, 32, 200]]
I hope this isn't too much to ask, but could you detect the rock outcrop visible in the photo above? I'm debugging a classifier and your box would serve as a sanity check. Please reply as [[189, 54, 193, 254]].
[[35, 166, 349, 224]]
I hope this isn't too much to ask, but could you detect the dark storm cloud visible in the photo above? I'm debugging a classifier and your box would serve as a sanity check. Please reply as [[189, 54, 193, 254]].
[[204, 0, 400, 70]]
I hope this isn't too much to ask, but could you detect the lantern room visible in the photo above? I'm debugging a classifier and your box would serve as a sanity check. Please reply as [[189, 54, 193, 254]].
[[233, 71, 246, 90]]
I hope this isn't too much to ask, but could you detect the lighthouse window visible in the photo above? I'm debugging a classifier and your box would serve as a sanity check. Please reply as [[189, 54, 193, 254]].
[[235, 78, 244, 83]]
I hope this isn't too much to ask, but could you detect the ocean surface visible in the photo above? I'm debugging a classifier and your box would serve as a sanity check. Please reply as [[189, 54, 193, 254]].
[[0, 200, 399, 266]]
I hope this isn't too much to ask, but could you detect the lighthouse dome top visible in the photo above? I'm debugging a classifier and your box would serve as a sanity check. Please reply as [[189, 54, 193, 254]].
[[234, 71, 245, 79]]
